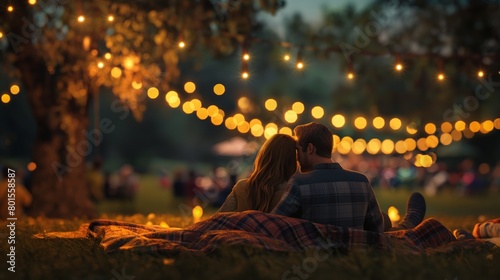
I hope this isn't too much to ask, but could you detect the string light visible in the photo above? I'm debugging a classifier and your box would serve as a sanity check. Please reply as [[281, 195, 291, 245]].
[[108, 15, 114, 22], [347, 72, 355, 80], [97, 61, 104, 69], [437, 73, 445, 81], [29, 0, 37, 5], [283, 54, 290, 61], [296, 47, 304, 70], [242, 53, 250, 61], [7, 6, 14, 12], [77, 15, 85, 23], [178, 41, 186, 48], [477, 70, 484, 78], [395, 63, 403, 71], [241, 60, 249, 79], [0, 32, 3, 39]]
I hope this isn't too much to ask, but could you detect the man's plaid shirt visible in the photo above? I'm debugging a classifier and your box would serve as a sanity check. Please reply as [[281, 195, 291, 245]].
[[272, 163, 384, 233]]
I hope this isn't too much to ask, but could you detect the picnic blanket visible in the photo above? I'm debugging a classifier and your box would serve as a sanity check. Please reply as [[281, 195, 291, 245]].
[[34, 211, 495, 255]]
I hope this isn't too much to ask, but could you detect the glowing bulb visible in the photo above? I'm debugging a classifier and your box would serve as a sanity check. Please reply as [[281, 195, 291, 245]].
[[97, 62, 104, 69], [7, 6, 14, 12], [1, 94, 11, 103], [437, 73, 445, 81], [241, 71, 249, 79], [192, 206, 203, 222], [283, 54, 290, 61], [388, 206, 400, 223], [0, 32, 3, 39], [242, 53, 250, 61], [395, 63, 403, 71], [78, 15, 85, 23], [477, 70, 484, 78], [296, 62, 304, 69], [29, 0, 37, 5], [347, 72, 354, 80], [108, 15, 114, 22], [178, 41, 185, 48], [104, 53, 111, 60]]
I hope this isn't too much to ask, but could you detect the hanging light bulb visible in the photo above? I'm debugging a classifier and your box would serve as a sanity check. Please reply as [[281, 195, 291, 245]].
[[477, 70, 484, 78], [296, 47, 304, 70], [241, 62, 249, 79], [77, 15, 85, 23], [437, 73, 445, 81]]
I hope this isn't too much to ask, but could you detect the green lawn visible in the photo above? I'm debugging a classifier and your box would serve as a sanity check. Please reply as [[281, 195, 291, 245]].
[[1, 176, 499, 279]]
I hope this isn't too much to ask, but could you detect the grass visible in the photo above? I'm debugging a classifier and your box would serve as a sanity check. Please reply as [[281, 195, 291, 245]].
[[1, 175, 500, 279]]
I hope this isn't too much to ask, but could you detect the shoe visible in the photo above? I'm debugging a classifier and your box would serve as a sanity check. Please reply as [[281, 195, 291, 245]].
[[394, 192, 426, 230]]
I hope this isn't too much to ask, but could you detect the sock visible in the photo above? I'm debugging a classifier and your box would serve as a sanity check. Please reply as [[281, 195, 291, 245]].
[[394, 192, 426, 230]]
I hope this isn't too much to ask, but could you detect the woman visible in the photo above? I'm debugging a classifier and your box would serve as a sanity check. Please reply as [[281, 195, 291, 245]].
[[218, 134, 297, 213]]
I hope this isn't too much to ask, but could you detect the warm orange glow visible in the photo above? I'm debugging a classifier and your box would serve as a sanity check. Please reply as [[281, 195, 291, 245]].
[[1, 94, 11, 104], [197, 108, 208, 120], [29, 0, 37, 5], [27, 162, 37, 172], [437, 73, 445, 81], [389, 118, 402, 130], [264, 99, 277, 111], [296, 62, 304, 69], [395, 63, 403, 71], [292, 102, 305, 114], [424, 123, 436, 134], [439, 133, 452, 146], [7, 6, 14, 12], [404, 138, 417, 151], [366, 139, 381, 155], [354, 117, 367, 129], [97, 61, 104, 69], [131, 81, 142, 90], [381, 139, 395, 154], [454, 120, 466, 131], [242, 53, 250, 61], [283, 54, 290, 61], [108, 15, 114, 22], [425, 135, 439, 148], [213, 84, 225, 95], [373, 116, 385, 129], [440, 122, 453, 133], [10, 85, 20, 95], [394, 140, 407, 154], [77, 15, 85, 23], [236, 122, 250, 134], [331, 114, 346, 128], [417, 138, 428, 151], [406, 123, 418, 134], [388, 206, 400, 223], [477, 70, 484, 78], [192, 206, 203, 222], [178, 41, 186, 48], [347, 72, 354, 80], [160, 221, 169, 228], [284, 110, 298, 123], [165, 91, 179, 103], [110, 67, 122, 78], [147, 87, 159, 99], [123, 56, 135, 69], [279, 127, 293, 136], [311, 106, 324, 119], [0, 32, 3, 39], [241, 71, 249, 79], [104, 53, 112, 60], [184, 81, 196, 93], [251, 124, 264, 137], [469, 121, 481, 132]]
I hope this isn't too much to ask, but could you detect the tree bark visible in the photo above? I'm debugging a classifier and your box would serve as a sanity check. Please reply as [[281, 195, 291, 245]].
[[16, 49, 96, 219]]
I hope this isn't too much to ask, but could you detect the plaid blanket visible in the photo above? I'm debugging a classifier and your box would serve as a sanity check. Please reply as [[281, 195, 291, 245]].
[[35, 211, 493, 255]]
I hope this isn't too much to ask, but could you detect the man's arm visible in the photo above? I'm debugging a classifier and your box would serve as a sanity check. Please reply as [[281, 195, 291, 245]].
[[364, 184, 384, 233], [271, 182, 301, 217]]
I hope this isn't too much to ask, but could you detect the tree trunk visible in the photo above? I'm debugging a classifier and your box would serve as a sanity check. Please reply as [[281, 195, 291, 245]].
[[16, 50, 97, 219]]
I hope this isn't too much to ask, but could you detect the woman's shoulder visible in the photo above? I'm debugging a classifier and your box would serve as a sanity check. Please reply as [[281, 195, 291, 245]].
[[233, 179, 249, 191]]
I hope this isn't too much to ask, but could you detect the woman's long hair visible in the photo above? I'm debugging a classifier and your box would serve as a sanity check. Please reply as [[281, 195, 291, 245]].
[[247, 134, 297, 212]]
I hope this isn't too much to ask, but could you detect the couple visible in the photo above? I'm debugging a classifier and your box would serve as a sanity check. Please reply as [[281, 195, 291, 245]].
[[218, 122, 425, 233]]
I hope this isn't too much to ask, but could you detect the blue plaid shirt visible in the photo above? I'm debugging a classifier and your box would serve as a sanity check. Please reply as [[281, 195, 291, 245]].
[[271, 163, 384, 233]]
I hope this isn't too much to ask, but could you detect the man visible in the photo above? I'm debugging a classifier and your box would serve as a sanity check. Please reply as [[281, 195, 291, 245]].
[[272, 122, 425, 233]]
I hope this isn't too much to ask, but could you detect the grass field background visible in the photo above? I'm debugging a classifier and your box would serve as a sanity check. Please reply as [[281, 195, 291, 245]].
[[1, 175, 499, 279]]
